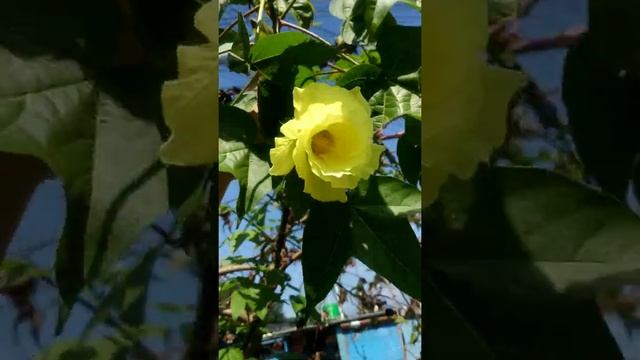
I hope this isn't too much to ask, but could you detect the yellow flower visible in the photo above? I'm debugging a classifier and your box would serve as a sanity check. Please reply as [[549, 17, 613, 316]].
[[269, 83, 385, 203], [159, 2, 218, 166], [422, 0, 524, 204]]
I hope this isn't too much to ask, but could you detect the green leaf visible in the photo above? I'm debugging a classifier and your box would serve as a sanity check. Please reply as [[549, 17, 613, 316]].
[[284, 170, 312, 220], [428, 166, 640, 294], [219, 347, 244, 360], [245, 150, 272, 212], [249, 31, 309, 64], [302, 202, 352, 309], [0, 48, 168, 332], [354, 176, 421, 216], [369, 86, 421, 127], [351, 209, 421, 300], [397, 117, 421, 185], [424, 277, 494, 359], [229, 12, 251, 73], [219, 105, 258, 144], [0, 51, 95, 321], [336, 64, 383, 93], [257, 80, 293, 139], [219, 141, 250, 184], [255, 41, 337, 84], [289, 295, 307, 315], [230, 290, 247, 320], [84, 93, 168, 282], [0, 48, 94, 199], [377, 25, 421, 79]]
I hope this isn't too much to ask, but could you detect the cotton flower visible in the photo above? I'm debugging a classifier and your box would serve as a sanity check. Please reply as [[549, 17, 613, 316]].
[[270, 82, 384, 202]]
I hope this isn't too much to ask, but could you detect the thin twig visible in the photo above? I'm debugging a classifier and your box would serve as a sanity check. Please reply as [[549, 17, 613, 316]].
[[274, 207, 291, 269], [279, 19, 332, 47], [219, 263, 255, 276], [379, 131, 405, 141]]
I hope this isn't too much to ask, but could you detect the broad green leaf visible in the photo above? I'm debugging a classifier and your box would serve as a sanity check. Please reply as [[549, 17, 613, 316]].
[[351, 209, 421, 300], [219, 347, 244, 360], [257, 80, 294, 139], [284, 170, 312, 220], [422, 0, 524, 205], [0, 48, 167, 332], [0, 47, 93, 199], [428, 166, 640, 294], [245, 151, 272, 212], [427, 167, 630, 358], [219, 142, 249, 184], [84, 93, 168, 282], [424, 278, 494, 359], [254, 41, 337, 83], [369, 86, 421, 127], [336, 64, 382, 89], [249, 31, 309, 64], [354, 176, 421, 216], [397, 117, 421, 185], [219, 105, 258, 144], [377, 25, 421, 79], [302, 202, 352, 309]]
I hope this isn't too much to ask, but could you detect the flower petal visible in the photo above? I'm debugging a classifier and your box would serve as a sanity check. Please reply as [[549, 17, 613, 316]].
[[293, 137, 347, 202], [269, 137, 296, 176], [177, 44, 217, 78], [293, 82, 370, 121], [159, 71, 217, 166], [194, 2, 218, 44]]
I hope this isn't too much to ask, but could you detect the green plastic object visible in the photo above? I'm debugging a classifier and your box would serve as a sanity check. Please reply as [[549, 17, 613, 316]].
[[322, 303, 341, 320]]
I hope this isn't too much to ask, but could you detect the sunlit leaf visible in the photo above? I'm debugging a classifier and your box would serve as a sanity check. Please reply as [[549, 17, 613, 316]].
[[351, 209, 421, 300], [369, 85, 421, 127], [354, 176, 421, 217]]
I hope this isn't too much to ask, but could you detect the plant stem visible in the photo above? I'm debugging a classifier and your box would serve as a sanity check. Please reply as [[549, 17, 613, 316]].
[[279, 19, 332, 47]]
